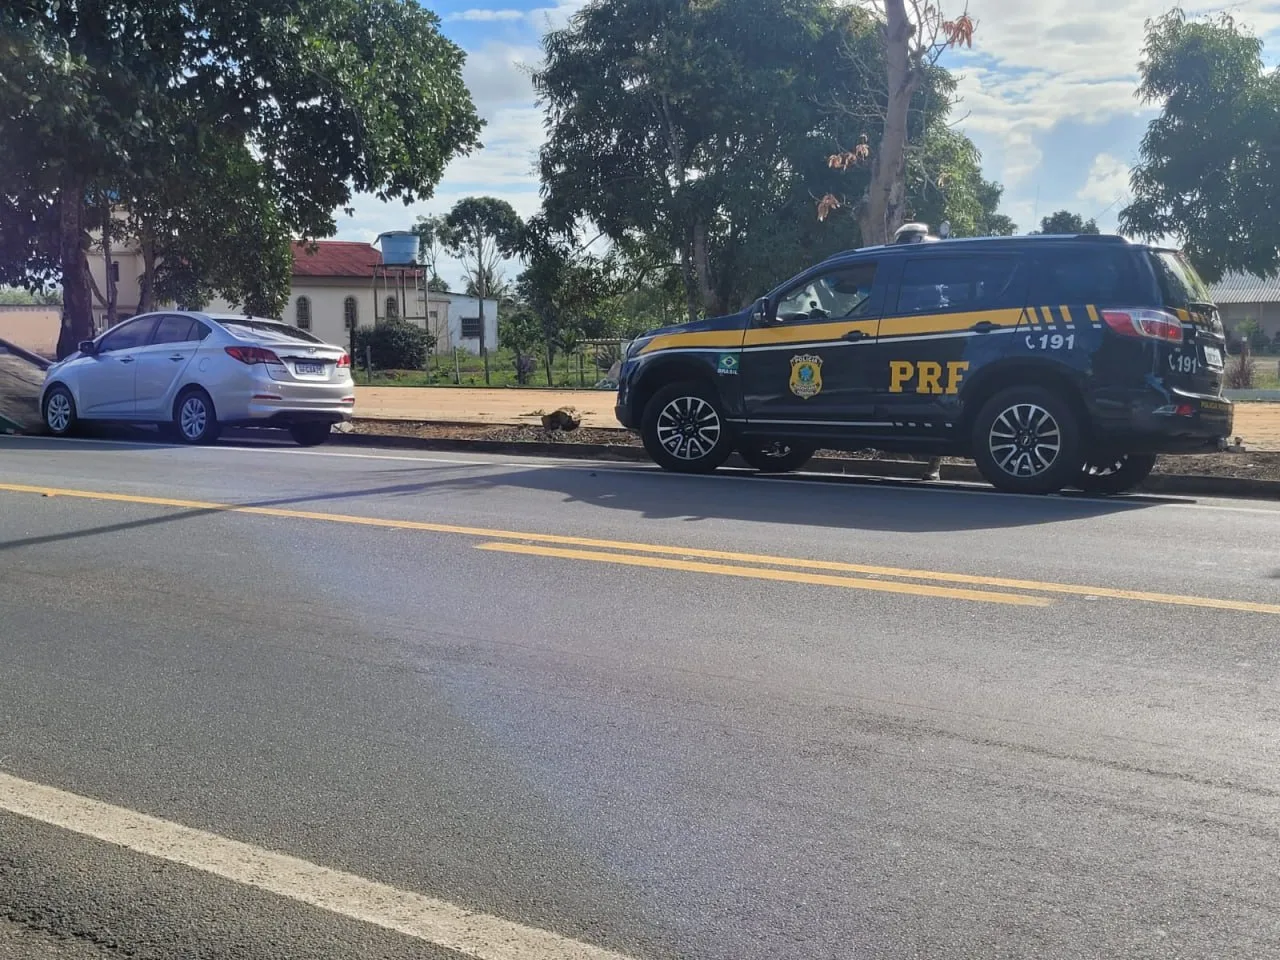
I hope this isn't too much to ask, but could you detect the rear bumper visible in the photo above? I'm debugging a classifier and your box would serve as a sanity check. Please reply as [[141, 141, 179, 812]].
[[226, 397, 355, 427], [1090, 386, 1233, 454]]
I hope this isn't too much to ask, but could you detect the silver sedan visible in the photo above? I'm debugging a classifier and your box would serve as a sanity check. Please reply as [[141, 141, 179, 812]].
[[40, 312, 355, 445]]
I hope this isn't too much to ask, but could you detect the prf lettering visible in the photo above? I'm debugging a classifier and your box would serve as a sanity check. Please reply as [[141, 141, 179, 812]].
[[888, 360, 970, 394]]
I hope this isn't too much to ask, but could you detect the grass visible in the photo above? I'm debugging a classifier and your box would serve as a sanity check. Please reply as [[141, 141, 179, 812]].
[[355, 348, 616, 390]]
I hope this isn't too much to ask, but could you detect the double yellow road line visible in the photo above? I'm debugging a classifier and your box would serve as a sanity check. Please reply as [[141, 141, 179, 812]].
[[3, 482, 1278, 615]]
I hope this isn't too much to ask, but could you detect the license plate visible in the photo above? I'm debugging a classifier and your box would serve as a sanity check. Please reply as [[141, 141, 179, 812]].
[[1203, 346, 1223, 369], [295, 361, 325, 375]]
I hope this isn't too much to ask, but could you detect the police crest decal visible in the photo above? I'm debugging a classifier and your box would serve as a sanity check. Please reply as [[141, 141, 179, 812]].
[[789, 354, 823, 399]]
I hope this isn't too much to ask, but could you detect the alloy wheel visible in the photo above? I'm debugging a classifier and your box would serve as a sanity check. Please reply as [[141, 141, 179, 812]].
[[988, 402, 1062, 478], [655, 395, 722, 461], [180, 395, 208, 440], [46, 392, 72, 433]]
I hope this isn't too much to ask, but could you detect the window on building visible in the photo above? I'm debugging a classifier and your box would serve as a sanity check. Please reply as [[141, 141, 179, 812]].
[[385, 296, 399, 320], [295, 296, 312, 330], [343, 296, 358, 331], [461, 316, 482, 339]]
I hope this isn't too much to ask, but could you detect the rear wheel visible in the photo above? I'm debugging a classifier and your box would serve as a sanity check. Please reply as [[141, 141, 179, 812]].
[[173, 388, 220, 445], [641, 380, 734, 473], [43, 385, 77, 437], [971, 385, 1082, 494], [289, 422, 333, 447], [1076, 453, 1157, 495], [738, 439, 816, 473]]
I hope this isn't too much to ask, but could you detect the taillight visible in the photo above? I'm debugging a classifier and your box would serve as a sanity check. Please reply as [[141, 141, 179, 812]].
[[337, 353, 351, 368], [225, 346, 281, 365], [1101, 308, 1184, 343]]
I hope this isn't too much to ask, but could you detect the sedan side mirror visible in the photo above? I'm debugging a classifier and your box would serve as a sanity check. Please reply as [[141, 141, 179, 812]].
[[77, 340, 98, 356]]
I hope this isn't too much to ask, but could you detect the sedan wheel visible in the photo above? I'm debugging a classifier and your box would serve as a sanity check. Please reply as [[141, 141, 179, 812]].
[[174, 389, 220, 445], [44, 387, 77, 436]]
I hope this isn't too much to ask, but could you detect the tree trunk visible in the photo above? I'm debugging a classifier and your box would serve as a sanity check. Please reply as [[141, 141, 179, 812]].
[[138, 232, 157, 314], [680, 239, 699, 324], [56, 176, 92, 360], [859, 0, 919, 247], [691, 219, 717, 316], [102, 197, 117, 327]]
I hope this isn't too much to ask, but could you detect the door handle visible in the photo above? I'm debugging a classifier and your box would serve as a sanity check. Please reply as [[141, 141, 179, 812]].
[[971, 321, 996, 333], [842, 330, 868, 342], [117, 357, 135, 364], [169, 354, 186, 361]]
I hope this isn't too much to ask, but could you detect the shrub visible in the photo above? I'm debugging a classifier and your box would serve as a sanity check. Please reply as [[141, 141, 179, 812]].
[[354, 319, 436, 370]]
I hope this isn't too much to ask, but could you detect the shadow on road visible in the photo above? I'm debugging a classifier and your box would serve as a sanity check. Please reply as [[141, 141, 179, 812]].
[[1, 430, 1168, 547]]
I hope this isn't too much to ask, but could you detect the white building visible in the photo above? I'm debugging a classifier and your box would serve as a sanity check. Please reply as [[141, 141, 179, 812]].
[[87, 239, 498, 356]]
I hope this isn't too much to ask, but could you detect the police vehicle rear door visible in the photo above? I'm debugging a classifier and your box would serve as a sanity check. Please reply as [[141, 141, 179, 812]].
[[872, 253, 1028, 428]]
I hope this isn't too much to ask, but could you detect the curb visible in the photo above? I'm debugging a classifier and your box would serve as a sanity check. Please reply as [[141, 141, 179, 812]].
[[329, 431, 1280, 500]]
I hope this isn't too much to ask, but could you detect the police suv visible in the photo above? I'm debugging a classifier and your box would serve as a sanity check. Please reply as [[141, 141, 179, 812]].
[[614, 226, 1233, 495]]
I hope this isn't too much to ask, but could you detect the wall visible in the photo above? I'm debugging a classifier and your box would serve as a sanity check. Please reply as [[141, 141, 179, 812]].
[[0, 306, 61, 358], [1219, 303, 1280, 341], [440, 294, 499, 356]]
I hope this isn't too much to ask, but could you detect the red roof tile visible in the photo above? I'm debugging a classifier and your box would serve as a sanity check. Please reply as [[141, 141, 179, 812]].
[[292, 241, 382, 278]]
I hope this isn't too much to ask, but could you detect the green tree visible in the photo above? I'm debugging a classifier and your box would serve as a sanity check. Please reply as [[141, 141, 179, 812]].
[[440, 196, 524, 383], [535, 0, 1004, 321], [1121, 9, 1280, 282], [413, 214, 451, 291], [426, 275, 451, 293], [498, 303, 543, 385], [907, 127, 1017, 237], [0, 0, 481, 356], [1034, 210, 1100, 235]]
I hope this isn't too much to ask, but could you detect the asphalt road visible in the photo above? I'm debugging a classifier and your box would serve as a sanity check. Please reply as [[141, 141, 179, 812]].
[[2, 433, 1280, 959]]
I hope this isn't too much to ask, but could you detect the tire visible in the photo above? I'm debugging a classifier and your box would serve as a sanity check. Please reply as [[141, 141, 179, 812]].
[[172, 388, 220, 445], [1075, 453, 1157, 495], [289, 422, 332, 447], [641, 380, 734, 473], [43, 385, 77, 437], [971, 385, 1082, 494], [738, 439, 816, 473]]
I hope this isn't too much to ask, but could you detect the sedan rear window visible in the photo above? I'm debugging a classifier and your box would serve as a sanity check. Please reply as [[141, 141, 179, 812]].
[[220, 319, 324, 344]]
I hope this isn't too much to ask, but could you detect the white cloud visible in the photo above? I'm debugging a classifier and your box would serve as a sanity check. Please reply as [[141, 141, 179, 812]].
[[1077, 152, 1131, 211], [445, 8, 527, 22]]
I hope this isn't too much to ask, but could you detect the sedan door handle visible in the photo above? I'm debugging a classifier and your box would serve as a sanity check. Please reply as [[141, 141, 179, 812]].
[[842, 330, 868, 342], [971, 321, 996, 333], [169, 354, 187, 362], [117, 357, 135, 364]]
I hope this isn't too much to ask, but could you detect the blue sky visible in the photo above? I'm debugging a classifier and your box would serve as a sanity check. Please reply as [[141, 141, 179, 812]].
[[337, 0, 1280, 285]]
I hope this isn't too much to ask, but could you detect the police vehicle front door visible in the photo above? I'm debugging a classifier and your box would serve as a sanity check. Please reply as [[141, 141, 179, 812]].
[[740, 260, 884, 432]]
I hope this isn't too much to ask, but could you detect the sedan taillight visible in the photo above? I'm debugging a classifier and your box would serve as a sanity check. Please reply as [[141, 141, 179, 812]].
[[336, 352, 351, 368], [1101, 308, 1184, 343], [225, 346, 282, 365]]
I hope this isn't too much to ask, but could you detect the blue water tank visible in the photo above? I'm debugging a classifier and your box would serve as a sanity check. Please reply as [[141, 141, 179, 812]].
[[377, 231, 419, 266]]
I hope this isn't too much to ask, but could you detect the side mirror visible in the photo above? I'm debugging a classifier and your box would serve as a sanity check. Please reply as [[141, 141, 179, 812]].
[[77, 340, 98, 356], [752, 297, 776, 325]]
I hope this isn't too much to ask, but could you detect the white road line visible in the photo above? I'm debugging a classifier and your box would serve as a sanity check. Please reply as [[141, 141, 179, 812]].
[[0, 771, 635, 960]]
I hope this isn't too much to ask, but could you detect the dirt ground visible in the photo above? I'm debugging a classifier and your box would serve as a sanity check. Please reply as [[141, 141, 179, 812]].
[[355, 386, 1280, 453]]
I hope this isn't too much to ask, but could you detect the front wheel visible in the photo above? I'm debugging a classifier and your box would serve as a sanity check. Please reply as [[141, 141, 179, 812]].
[[289, 422, 333, 447], [738, 440, 816, 473], [971, 386, 1082, 494], [43, 385, 77, 437], [1076, 453, 1157, 495], [641, 381, 734, 474]]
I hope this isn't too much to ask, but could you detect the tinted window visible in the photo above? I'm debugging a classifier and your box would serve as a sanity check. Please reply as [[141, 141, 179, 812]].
[[896, 257, 1025, 313], [220, 319, 323, 344], [98, 316, 158, 352], [1035, 250, 1149, 304], [151, 315, 198, 345], [1151, 251, 1213, 307], [776, 263, 877, 322]]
